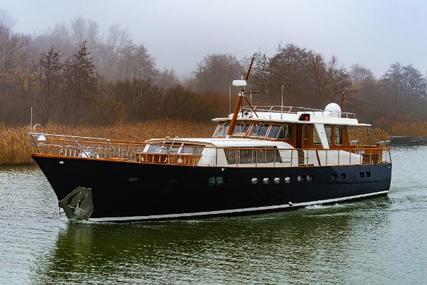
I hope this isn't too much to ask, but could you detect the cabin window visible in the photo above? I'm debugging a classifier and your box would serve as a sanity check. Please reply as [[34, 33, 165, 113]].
[[250, 123, 260, 136], [181, 145, 203, 155], [224, 147, 282, 164], [168, 145, 180, 154], [232, 122, 250, 136], [285, 125, 293, 139], [250, 123, 270, 137], [313, 128, 321, 145], [213, 123, 229, 137], [147, 144, 164, 153], [325, 125, 332, 145], [208, 176, 224, 186], [275, 125, 293, 139], [268, 125, 280, 139], [335, 126, 343, 145], [147, 144, 203, 155], [302, 125, 309, 139]]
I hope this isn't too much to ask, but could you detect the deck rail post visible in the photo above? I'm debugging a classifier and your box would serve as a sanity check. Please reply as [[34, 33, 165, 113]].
[[238, 148, 241, 166], [325, 149, 329, 166], [290, 149, 293, 167], [273, 149, 276, 167]]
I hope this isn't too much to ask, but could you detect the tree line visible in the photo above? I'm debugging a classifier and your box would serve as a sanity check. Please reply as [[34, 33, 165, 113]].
[[0, 15, 426, 128]]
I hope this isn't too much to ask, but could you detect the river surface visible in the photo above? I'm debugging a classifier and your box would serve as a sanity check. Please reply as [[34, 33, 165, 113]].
[[0, 146, 426, 284]]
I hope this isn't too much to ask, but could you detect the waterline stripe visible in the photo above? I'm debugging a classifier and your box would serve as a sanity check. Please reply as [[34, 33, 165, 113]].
[[90, 190, 389, 222]]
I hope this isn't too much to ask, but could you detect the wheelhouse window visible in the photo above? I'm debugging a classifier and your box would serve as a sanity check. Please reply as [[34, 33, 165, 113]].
[[313, 128, 321, 145], [213, 122, 229, 137], [324, 125, 332, 145], [335, 126, 343, 145], [269, 124, 293, 139], [232, 122, 250, 136], [250, 123, 270, 137], [302, 125, 309, 139], [268, 125, 280, 139]]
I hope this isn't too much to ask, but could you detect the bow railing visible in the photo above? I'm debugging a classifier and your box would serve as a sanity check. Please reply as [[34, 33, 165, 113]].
[[30, 132, 391, 167]]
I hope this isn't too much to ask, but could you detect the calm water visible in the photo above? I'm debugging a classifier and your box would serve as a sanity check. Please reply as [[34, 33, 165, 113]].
[[0, 147, 427, 284]]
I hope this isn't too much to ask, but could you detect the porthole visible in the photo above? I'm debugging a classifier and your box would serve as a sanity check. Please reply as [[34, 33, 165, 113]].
[[366, 171, 371, 177], [263, 178, 269, 184], [274, 177, 280, 184], [297, 175, 303, 182], [251, 178, 258, 184], [209, 176, 224, 186], [341, 173, 347, 179], [306, 175, 313, 182], [216, 177, 224, 185], [284, 177, 291, 183], [208, 177, 216, 186], [360, 172, 365, 178]]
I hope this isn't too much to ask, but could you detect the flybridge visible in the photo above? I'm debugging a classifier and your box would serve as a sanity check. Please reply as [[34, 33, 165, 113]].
[[212, 104, 370, 127]]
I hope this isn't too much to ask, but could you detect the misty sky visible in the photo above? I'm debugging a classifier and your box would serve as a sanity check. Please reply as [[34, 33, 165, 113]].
[[1, 0, 427, 77]]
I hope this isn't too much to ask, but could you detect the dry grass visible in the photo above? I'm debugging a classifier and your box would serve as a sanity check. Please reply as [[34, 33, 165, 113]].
[[348, 127, 390, 145], [389, 122, 427, 137], [0, 124, 34, 166], [0, 120, 215, 166]]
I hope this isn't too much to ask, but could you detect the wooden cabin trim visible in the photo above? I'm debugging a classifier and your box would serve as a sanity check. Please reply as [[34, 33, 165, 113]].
[[214, 120, 352, 150]]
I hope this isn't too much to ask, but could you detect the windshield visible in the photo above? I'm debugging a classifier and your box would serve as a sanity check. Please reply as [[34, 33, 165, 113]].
[[212, 123, 230, 137], [232, 122, 250, 136], [250, 123, 270, 137]]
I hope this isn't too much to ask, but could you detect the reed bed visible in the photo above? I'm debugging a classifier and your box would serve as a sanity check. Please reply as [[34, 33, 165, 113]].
[[348, 127, 390, 145], [0, 120, 215, 166], [389, 122, 427, 137], [0, 124, 34, 166]]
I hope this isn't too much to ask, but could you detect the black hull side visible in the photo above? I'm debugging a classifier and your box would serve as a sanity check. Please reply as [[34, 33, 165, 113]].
[[33, 155, 392, 221]]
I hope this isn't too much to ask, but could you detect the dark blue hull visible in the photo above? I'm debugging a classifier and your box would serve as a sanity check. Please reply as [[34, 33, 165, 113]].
[[33, 154, 392, 221]]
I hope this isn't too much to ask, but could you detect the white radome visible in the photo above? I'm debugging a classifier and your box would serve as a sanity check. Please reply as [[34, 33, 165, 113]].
[[325, 103, 341, 117]]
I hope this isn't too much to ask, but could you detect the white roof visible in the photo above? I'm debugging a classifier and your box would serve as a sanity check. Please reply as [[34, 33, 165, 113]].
[[212, 111, 370, 127]]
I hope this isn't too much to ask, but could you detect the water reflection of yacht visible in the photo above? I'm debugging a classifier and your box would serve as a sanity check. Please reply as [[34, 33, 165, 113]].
[[30, 61, 391, 222], [35, 206, 390, 284]]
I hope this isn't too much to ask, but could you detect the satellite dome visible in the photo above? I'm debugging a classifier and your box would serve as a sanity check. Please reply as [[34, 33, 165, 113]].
[[325, 103, 341, 117]]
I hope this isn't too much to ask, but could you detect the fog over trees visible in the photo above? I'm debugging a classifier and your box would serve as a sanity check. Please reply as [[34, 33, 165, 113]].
[[0, 15, 426, 128]]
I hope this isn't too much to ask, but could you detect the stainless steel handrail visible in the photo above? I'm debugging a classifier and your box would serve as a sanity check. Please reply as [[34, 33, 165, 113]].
[[243, 105, 356, 118], [30, 132, 391, 168]]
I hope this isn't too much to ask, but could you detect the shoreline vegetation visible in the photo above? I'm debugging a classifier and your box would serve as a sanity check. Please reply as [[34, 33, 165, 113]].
[[0, 121, 393, 167], [0, 18, 426, 166]]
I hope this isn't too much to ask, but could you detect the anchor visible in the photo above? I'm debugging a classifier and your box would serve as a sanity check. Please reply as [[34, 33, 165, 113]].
[[59, 187, 94, 221]]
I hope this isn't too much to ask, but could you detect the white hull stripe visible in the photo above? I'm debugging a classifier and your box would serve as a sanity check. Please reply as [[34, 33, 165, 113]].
[[90, 190, 389, 222]]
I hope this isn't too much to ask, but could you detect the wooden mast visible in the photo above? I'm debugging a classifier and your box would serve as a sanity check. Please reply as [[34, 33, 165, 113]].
[[339, 91, 345, 109], [227, 57, 255, 136]]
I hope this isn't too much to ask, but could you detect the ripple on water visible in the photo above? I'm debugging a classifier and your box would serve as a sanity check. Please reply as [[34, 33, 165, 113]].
[[1, 147, 427, 284]]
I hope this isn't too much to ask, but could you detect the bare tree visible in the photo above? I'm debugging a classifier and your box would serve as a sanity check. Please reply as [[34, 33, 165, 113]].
[[193, 54, 243, 94], [38, 46, 63, 124], [63, 41, 98, 124]]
